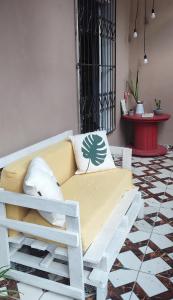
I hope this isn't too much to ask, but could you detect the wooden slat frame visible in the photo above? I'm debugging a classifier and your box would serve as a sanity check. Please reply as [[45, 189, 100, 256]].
[[100, 192, 142, 272], [0, 190, 78, 217], [0, 218, 78, 247], [11, 251, 68, 278], [0, 130, 73, 168], [0, 203, 10, 267], [8, 270, 83, 300], [110, 145, 132, 170], [83, 188, 138, 265], [66, 215, 85, 300], [0, 130, 144, 300]]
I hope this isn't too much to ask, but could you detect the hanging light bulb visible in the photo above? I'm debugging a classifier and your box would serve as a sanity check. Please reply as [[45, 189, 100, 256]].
[[151, 8, 156, 19], [143, 0, 148, 64], [133, 28, 138, 38], [151, 0, 156, 19], [133, 0, 139, 38], [144, 54, 148, 64]]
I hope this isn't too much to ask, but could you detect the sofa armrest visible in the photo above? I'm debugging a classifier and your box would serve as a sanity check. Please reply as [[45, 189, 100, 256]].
[[0, 189, 79, 217], [110, 146, 132, 170]]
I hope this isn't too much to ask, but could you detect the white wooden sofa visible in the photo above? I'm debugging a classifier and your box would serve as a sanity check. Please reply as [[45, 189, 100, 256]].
[[0, 130, 143, 300]]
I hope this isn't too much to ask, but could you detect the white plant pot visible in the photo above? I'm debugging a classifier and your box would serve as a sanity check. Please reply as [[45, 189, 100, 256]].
[[136, 103, 144, 115]]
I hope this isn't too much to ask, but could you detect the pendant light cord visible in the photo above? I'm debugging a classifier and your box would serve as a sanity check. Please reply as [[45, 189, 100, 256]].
[[152, 0, 155, 10], [135, 0, 139, 29], [144, 0, 147, 55]]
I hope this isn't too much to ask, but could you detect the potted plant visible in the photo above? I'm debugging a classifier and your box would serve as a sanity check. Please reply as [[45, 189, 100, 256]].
[[128, 70, 144, 114], [0, 266, 19, 299], [154, 99, 163, 115]]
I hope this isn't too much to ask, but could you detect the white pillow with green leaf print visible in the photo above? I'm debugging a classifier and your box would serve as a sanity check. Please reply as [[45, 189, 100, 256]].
[[70, 130, 115, 174]]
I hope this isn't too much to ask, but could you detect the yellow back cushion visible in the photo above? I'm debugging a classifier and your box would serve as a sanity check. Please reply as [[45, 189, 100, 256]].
[[0, 140, 76, 229]]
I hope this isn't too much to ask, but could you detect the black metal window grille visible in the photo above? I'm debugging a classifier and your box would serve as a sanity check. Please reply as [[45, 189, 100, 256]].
[[76, 0, 116, 134]]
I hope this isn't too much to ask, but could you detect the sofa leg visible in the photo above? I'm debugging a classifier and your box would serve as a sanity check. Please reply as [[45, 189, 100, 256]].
[[96, 284, 108, 300]]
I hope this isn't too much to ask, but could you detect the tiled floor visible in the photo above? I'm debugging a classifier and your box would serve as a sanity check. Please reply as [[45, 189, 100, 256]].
[[108, 151, 173, 299], [11, 151, 173, 299]]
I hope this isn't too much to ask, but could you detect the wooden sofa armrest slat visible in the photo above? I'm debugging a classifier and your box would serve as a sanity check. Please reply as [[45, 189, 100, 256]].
[[0, 218, 78, 247], [110, 145, 132, 170], [0, 190, 78, 217]]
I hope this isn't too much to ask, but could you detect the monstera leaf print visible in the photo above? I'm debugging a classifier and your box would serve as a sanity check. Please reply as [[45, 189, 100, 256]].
[[81, 134, 107, 172]]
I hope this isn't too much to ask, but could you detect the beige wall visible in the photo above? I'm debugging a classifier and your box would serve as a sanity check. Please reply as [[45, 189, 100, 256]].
[[129, 0, 172, 144], [108, 0, 130, 146], [0, 0, 130, 156], [0, 0, 78, 156]]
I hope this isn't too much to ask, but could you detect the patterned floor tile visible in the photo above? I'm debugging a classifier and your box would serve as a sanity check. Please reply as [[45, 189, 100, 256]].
[[151, 180, 167, 190], [115, 251, 142, 272], [153, 224, 173, 235], [134, 219, 155, 233], [133, 205, 160, 233], [143, 175, 158, 182], [161, 159, 173, 168], [140, 257, 171, 275], [154, 168, 172, 179], [139, 245, 153, 254], [166, 185, 173, 191], [108, 282, 132, 300], [149, 232, 173, 250], [127, 230, 151, 244], [121, 291, 139, 300], [161, 199, 173, 209], [166, 188, 173, 197], [17, 283, 44, 300], [109, 268, 138, 288], [148, 186, 166, 195], [159, 207, 173, 220], [112, 232, 150, 271], [166, 152, 173, 158], [143, 236, 173, 282], [133, 272, 173, 298], [153, 208, 173, 231], [132, 167, 148, 176], [145, 197, 161, 207]]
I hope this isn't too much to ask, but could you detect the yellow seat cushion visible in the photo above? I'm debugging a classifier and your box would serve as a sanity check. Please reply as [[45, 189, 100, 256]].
[[0, 140, 76, 236], [23, 168, 133, 251]]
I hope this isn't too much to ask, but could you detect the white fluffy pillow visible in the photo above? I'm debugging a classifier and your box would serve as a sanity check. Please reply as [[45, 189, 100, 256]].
[[70, 130, 115, 174], [28, 157, 54, 178], [23, 157, 65, 227]]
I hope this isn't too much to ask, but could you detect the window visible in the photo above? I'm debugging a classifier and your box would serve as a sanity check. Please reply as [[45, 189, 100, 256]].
[[75, 0, 116, 134]]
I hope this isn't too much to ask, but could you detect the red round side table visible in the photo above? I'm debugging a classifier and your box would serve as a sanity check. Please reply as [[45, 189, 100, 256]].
[[122, 114, 171, 157]]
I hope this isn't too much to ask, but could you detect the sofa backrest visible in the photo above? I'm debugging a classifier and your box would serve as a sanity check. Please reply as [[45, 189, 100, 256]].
[[0, 139, 76, 226]]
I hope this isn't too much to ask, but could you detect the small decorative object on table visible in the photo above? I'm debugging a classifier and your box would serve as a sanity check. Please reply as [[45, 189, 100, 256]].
[[120, 99, 128, 115], [128, 70, 144, 115], [128, 109, 134, 116], [142, 113, 154, 118], [153, 98, 163, 115]]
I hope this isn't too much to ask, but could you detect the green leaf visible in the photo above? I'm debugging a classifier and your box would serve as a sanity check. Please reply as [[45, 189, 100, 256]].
[[81, 134, 107, 169], [128, 70, 139, 103], [0, 267, 10, 279]]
